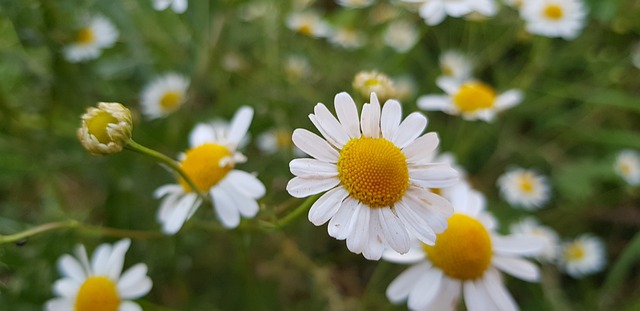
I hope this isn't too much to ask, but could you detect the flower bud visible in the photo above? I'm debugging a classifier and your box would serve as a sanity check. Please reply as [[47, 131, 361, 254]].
[[77, 102, 132, 155], [352, 70, 397, 103]]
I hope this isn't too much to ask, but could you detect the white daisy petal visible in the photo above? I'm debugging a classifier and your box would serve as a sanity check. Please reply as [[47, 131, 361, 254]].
[[218, 180, 260, 218], [53, 279, 80, 298], [58, 255, 87, 283], [117, 263, 148, 295], [153, 184, 182, 199], [308, 187, 349, 226], [119, 301, 143, 311], [163, 193, 198, 234], [403, 132, 439, 164], [327, 197, 358, 240], [378, 207, 410, 254], [227, 106, 253, 147], [106, 238, 131, 281], [364, 93, 381, 138], [91, 244, 112, 275], [386, 262, 431, 303], [410, 164, 459, 188], [492, 256, 540, 282], [492, 235, 545, 257], [346, 204, 370, 254], [382, 245, 425, 264], [417, 95, 450, 111], [482, 268, 519, 311], [312, 103, 350, 147], [286, 177, 340, 198], [291, 129, 339, 163], [394, 199, 437, 245], [495, 89, 523, 110], [463, 280, 491, 311], [392, 112, 427, 148], [46, 298, 73, 311], [211, 186, 241, 228], [362, 210, 385, 260], [225, 170, 266, 199], [120, 276, 153, 300], [408, 267, 444, 310], [334, 92, 361, 138], [289, 158, 339, 178], [189, 123, 215, 147], [380, 99, 402, 140]]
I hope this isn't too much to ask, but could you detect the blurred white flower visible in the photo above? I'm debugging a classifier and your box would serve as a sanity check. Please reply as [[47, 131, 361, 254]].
[[497, 167, 551, 210], [383, 20, 419, 53], [418, 78, 522, 122], [510, 217, 560, 262], [140, 73, 190, 119], [558, 234, 606, 278], [521, 0, 587, 40], [614, 149, 640, 185], [438, 50, 473, 82], [382, 184, 543, 311], [63, 15, 118, 63], [45, 239, 152, 311], [257, 128, 304, 157], [406, 0, 498, 26], [337, 0, 374, 8], [329, 27, 366, 49], [284, 55, 312, 81], [353, 70, 397, 102], [286, 11, 331, 38], [152, 0, 188, 13]]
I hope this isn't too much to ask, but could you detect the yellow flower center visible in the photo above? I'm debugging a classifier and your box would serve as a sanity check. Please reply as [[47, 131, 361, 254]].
[[179, 143, 233, 192], [86, 111, 118, 144], [76, 27, 95, 45], [364, 78, 381, 88], [275, 130, 293, 148], [159, 91, 183, 111], [74, 276, 120, 311], [619, 162, 631, 175], [564, 243, 585, 261], [337, 137, 409, 208], [544, 4, 564, 20], [299, 24, 313, 36], [518, 173, 535, 193], [441, 64, 454, 77], [423, 214, 493, 280], [452, 81, 497, 113]]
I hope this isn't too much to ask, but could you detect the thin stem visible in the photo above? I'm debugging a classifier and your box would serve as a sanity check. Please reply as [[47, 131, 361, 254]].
[[272, 194, 320, 230], [125, 139, 207, 201], [0, 220, 78, 244]]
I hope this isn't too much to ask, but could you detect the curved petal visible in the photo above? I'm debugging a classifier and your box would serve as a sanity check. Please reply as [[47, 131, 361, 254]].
[[91, 243, 113, 276], [495, 90, 523, 110], [106, 239, 131, 281], [289, 158, 338, 178], [417, 95, 450, 111], [362, 209, 385, 260], [163, 194, 198, 234], [419, 0, 446, 25], [171, 0, 188, 13], [492, 256, 540, 282], [407, 267, 444, 310], [308, 187, 349, 226], [312, 103, 350, 147], [286, 176, 340, 198], [119, 301, 143, 311], [211, 186, 241, 228], [463, 280, 491, 311], [346, 204, 370, 255], [410, 164, 459, 188], [361, 93, 381, 138], [292, 129, 339, 163], [45, 298, 73, 311], [334, 92, 361, 138], [227, 106, 254, 147], [382, 245, 425, 264], [403, 132, 439, 164], [189, 123, 215, 147], [327, 197, 358, 240], [225, 170, 266, 199], [392, 112, 427, 148], [492, 235, 545, 257], [482, 268, 519, 311], [378, 207, 410, 254], [394, 199, 437, 245], [380, 99, 402, 140], [119, 276, 152, 300], [386, 262, 431, 303], [53, 279, 80, 298], [117, 263, 148, 295], [218, 179, 260, 218]]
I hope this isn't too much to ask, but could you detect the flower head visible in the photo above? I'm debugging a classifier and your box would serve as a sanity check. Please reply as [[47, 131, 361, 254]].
[[154, 107, 266, 234], [286, 11, 331, 38], [353, 71, 397, 103], [152, 0, 188, 13], [284, 55, 312, 81], [63, 15, 119, 63], [46, 239, 152, 311], [497, 167, 551, 210], [140, 73, 190, 119], [383, 20, 419, 53], [614, 149, 640, 185], [418, 78, 522, 122], [328, 27, 366, 50], [438, 50, 473, 82], [510, 217, 560, 262], [77, 102, 132, 155], [558, 234, 606, 278], [287, 92, 458, 260], [521, 0, 587, 40], [382, 184, 543, 310], [411, 0, 498, 26]]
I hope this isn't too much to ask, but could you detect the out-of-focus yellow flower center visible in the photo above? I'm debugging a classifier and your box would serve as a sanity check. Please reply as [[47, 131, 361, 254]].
[[453, 81, 496, 113], [518, 173, 535, 193], [544, 4, 564, 20], [86, 111, 118, 144], [564, 243, 585, 261], [76, 27, 95, 45], [159, 91, 183, 111], [364, 78, 381, 87], [442, 64, 454, 77], [337, 137, 409, 208], [275, 130, 293, 148], [619, 162, 631, 175], [423, 214, 493, 280], [74, 276, 120, 311], [179, 143, 233, 192], [298, 24, 313, 36]]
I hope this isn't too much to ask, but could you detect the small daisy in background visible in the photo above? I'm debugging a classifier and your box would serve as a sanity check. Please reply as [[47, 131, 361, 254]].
[[63, 15, 119, 63], [497, 167, 551, 210], [405, 0, 498, 26], [328, 26, 367, 50], [152, 0, 188, 14], [352, 70, 397, 103], [504, 0, 526, 9], [336, 0, 374, 9], [614, 149, 640, 186], [140, 73, 190, 120], [383, 20, 419, 53], [286, 11, 331, 38], [417, 78, 522, 122], [257, 128, 304, 157], [287, 92, 459, 260], [284, 55, 312, 81], [154, 107, 266, 233], [520, 0, 587, 40], [510, 216, 560, 262], [558, 234, 606, 278], [46, 239, 152, 311], [382, 184, 544, 311], [438, 50, 473, 83]]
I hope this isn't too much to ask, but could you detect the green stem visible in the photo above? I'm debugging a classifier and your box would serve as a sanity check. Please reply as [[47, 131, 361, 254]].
[[125, 139, 207, 201], [272, 194, 320, 229]]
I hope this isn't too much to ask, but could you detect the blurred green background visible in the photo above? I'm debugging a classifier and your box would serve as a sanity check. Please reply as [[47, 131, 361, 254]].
[[1, 0, 639, 310]]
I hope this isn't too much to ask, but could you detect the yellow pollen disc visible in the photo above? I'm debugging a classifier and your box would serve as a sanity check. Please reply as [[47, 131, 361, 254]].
[[564, 243, 585, 261], [452, 81, 497, 113], [518, 173, 535, 193], [423, 214, 493, 280], [364, 78, 381, 87], [337, 137, 409, 208], [159, 91, 183, 111], [299, 24, 313, 36], [76, 27, 95, 45], [544, 4, 564, 20], [619, 163, 631, 175], [179, 143, 233, 192], [430, 188, 443, 196], [74, 276, 120, 311], [87, 111, 118, 144], [442, 65, 454, 77]]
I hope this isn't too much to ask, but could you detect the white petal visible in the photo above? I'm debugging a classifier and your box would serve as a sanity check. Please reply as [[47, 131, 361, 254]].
[[408, 267, 444, 310], [382, 246, 425, 264], [362, 210, 385, 260], [91, 244, 112, 276], [225, 170, 266, 199], [46, 298, 73, 311], [482, 268, 519, 311], [189, 123, 215, 147], [392, 112, 427, 148], [286, 177, 340, 198], [163, 194, 198, 234], [495, 90, 523, 110], [492, 235, 544, 257], [211, 186, 241, 228], [378, 208, 410, 254], [361, 93, 381, 138], [58, 255, 87, 283], [218, 180, 260, 218], [53, 279, 79, 298], [289, 158, 338, 178], [73, 244, 91, 276], [403, 132, 439, 164], [436, 77, 460, 94], [409, 187, 455, 218], [380, 99, 402, 140], [106, 239, 131, 280], [171, 0, 188, 13], [334, 92, 361, 138], [157, 191, 182, 223], [117, 263, 149, 295], [227, 106, 253, 147], [394, 200, 437, 245], [410, 164, 459, 188], [463, 280, 491, 311], [327, 197, 358, 240], [386, 262, 431, 303], [492, 256, 540, 282], [424, 278, 461, 311], [419, 0, 446, 25], [120, 276, 153, 300], [417, 95, 450, 111], [346, 204, 370, 255], [308, 187, 349, 226], [312, 103, 350, 147], [291, 129, 339, 163], [119, 301, 143, 311]]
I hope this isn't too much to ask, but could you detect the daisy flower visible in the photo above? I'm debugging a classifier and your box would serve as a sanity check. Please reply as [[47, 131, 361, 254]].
[[287, 92, 459, 260], [558, 234, 606, 278], [257, 128, 304, 157], [286, 11, 331, 38], [510, 217, 560, 262], [328, 27, 367, 50], [614, 149, 640, 186], [417, 78, 523, 122], [438, 50, 473, 82], [152, 0, 188, 13], [46, 239, 152, 311], [406, 0, 498, 26], [154, 107, 266, 234], [382, 184, 544, 311], [140, 73, 190, 119], [521, 0, 587, 40], [352, 70, 397, 103], [284, 55, 312, 81], [383, 20, 419, 53], [63, 15, 119, 63], [497, 167, 551, 210]]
